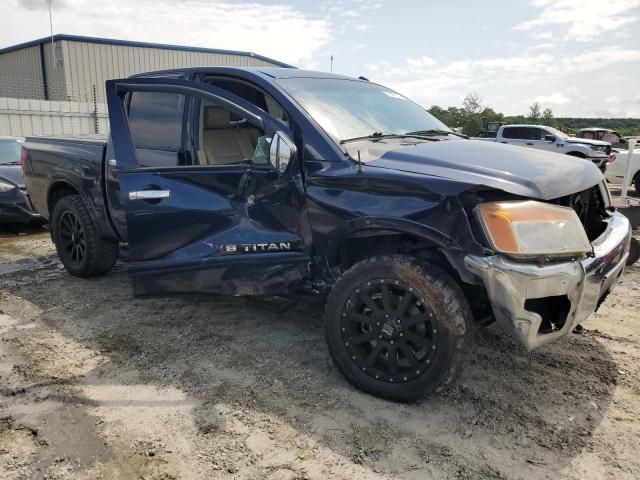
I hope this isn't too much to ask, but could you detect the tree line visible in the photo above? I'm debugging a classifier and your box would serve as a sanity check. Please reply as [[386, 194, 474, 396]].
[[427, 92, 640, 137]]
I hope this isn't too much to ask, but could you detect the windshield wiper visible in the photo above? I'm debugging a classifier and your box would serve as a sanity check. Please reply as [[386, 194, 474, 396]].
[[404, 129, 468, 139], [340, 131, 439, 144]]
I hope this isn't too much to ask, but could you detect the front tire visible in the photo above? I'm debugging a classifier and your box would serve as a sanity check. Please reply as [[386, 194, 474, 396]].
[[324, 255, 471, 402], [628, 238, 639, 266], [51, 195, 118, 277], [633, 172, 640, 196]]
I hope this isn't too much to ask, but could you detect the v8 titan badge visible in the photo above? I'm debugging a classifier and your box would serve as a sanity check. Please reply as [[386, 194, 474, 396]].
[[221, 242, 293, 254]]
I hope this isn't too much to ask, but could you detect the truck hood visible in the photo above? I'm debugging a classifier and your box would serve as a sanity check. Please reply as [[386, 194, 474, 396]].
[[565, 138, 609, 147], [366, 139, 603, 200], [0, 165, 24, 188]]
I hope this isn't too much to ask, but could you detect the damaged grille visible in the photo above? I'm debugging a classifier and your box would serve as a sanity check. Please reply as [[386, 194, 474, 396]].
[[549, 185, 607, 241]]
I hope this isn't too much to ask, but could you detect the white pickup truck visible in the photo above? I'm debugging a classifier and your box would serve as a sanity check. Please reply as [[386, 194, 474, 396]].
[[476, 124, 611, 171]]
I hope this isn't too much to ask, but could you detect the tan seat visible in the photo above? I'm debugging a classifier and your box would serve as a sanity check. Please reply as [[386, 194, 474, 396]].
[[201, 106, 260, 165]]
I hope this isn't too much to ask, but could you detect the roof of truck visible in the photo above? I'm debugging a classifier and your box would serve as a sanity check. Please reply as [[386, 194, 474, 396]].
[[131, 66, 358, 81]]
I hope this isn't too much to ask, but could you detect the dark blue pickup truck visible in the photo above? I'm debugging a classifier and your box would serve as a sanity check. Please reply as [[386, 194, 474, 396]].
[[22, 67, 631, 401]]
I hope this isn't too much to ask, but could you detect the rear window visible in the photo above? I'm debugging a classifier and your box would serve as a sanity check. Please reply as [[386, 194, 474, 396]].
[[128, 92, 184, 151]]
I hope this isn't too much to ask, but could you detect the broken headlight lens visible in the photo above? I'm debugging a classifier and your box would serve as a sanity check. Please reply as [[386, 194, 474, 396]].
[[475, 200, 592, 258]]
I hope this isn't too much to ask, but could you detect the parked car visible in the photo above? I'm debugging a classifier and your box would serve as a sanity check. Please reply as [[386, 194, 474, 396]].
[[475, 124, 611, 171], [606, 146, 640, 194], [0, 136, 43, 225], [22, 68, 631, 401], [576, 128, 629, 150]]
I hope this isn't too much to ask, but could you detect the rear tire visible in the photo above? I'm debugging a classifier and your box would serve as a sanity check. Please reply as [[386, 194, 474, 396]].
[[324, 255, 471, 402], [633, 173, 640, 196], [51, 195, 118, 277]]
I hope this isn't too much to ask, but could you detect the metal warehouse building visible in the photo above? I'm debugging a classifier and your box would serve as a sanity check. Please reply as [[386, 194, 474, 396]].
[[0, 34, 291, 103]]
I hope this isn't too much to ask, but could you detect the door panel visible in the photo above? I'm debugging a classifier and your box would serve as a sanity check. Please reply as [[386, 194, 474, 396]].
[[104, 139, 128, 240], [105, 78, 310, 296]]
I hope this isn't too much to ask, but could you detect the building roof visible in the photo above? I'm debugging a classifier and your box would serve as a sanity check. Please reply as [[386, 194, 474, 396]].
[[0, 34, 293, 68]]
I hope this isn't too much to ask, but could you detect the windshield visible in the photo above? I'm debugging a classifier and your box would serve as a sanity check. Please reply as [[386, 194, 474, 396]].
[[276, 77, 449, 143], [546, 127, 568, 139], [0, 138, 23, 164]]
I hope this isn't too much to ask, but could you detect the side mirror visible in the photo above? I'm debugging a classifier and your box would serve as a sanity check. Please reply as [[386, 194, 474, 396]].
[[544, 134, 556, 142], [269, 131, 296, 174]]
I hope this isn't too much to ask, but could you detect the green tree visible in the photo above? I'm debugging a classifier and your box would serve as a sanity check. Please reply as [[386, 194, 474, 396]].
[[528, 102, 542, 122], [463, 92, 483, 115], [462, 116, 483, 137]]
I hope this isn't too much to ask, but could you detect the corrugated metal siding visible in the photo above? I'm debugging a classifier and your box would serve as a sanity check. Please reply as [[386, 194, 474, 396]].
[[41, 41, 68, 101], [61, 40, 281, 103], [0, 46, 44, 100], [0, 97, 108, 137]]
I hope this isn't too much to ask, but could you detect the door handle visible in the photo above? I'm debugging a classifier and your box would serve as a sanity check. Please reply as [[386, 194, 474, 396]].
[[128, 190, 171, 201], [526, 142, 534, 145], [500, 141, 508, 144]]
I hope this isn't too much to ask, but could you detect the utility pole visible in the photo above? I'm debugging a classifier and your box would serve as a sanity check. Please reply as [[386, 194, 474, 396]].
[[48, 0, 56, 68], [330, 54, 333, 73]]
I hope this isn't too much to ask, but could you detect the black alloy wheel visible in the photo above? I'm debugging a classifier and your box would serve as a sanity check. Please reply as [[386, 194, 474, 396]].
[[324, 255, 471, 401], [58, 210, 86, 266], [340, 278, 439, 384]]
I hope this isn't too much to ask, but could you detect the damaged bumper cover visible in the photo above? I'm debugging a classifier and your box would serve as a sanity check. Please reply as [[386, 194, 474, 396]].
[[464, 211, 631, 350]]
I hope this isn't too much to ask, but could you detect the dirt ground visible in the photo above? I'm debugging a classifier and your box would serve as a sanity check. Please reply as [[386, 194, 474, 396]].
[[0, 227, 639, 480]]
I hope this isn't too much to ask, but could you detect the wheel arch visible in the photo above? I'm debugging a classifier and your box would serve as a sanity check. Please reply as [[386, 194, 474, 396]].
[[47, 179, 82, 216], [327, 217, 474, 285], [566, 151, 586, 158]]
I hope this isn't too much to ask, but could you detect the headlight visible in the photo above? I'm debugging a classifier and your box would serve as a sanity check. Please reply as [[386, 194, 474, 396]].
[[475, 200, 591, 258], [591, 145, 607, 152], [0, 180, 17, 193]]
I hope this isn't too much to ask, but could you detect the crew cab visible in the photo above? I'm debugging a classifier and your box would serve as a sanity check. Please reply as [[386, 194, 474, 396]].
[[476, 124, 611, 171], [22, 68, 631, 401]]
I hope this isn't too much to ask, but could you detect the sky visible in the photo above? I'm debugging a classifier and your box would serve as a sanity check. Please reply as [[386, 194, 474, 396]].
[[1, 0, 640, 117]]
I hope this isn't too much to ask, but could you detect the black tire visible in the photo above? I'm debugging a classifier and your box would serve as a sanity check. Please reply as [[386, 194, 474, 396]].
[[627, 238, 640, 266], [51, 195, 118, 277], [324, 255, 471, 402], [633, 173, 640, 196]]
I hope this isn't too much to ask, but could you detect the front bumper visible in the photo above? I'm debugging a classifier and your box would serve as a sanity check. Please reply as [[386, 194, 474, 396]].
[[464, 211, 631, 350], [0, 188, 44, 225]]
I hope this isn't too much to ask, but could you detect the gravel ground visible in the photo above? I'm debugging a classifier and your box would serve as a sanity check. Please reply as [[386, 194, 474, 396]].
[[0, 226, 639, 480]]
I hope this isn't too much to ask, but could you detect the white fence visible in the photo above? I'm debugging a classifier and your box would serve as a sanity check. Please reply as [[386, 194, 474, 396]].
[[0, 97, 108, 137]]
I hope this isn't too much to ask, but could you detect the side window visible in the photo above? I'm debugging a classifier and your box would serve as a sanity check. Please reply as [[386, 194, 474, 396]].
[[527, 128, 545, 140], [128, 92, 185, 167], [196, 101, 267, 166], [502, 127, 521, 139], [601, 132, 618, 144], [205, 78, 290, 127], [581, 131, 594, 140]]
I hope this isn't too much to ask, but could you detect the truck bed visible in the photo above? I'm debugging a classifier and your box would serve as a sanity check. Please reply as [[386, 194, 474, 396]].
[[23, 134, 108, 220]]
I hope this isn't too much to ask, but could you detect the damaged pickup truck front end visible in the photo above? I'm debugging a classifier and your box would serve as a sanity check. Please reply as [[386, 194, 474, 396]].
[[358, 139, 631, 352], [465, 205, 630, 350]]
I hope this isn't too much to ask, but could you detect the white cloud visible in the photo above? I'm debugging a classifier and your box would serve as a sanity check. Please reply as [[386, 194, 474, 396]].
[[407, 56, 437, 68], [1, 0, 331, 66], [516, 0, 640, 41], [531, 42, 554, 49], [531, 92, 571, 105], [362, 46, 640, 116], [341, 9, 361, 17]]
